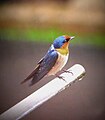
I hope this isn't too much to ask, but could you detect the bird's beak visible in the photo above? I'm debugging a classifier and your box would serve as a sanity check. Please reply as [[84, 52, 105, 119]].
[[70, 36, 75, 40]]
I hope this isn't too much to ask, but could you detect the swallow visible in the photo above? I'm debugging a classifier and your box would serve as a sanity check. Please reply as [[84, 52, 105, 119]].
[[21, 35, 75, 86]]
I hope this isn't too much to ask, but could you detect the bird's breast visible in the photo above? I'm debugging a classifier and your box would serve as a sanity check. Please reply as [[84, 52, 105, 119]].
[[47, 52, 69, 75]]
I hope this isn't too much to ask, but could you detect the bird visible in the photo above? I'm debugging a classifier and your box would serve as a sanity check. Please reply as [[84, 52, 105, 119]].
[[21, 35, 75, 86]]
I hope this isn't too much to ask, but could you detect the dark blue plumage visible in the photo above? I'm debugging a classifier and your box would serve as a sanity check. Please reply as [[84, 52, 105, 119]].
[[21, 45, 58, 86], [53, 36, 66, 48], [30, 49, 58, 86]]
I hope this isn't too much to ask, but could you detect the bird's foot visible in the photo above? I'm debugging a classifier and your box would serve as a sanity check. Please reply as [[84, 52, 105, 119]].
[[63, 69, 73, 75], [56, 74, 66, 82]]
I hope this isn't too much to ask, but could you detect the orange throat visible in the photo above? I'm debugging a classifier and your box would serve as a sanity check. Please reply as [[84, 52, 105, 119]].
[[56, 42, 69, 55], [61, 42, 69, 49]]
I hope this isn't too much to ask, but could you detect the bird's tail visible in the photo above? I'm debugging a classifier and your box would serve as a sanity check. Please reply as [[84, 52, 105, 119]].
[[21, 65, 39, 85], [21, 70, 37, 84]]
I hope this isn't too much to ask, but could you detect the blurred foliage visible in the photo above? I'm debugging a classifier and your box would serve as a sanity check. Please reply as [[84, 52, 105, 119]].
[[0, 0, 105, 49], [0, 27, 105, 48]]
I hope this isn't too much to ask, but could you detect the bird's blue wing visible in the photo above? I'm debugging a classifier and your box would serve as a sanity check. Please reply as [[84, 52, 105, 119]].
[[21, 49, 58, 86], [30, 50, 58, 86]]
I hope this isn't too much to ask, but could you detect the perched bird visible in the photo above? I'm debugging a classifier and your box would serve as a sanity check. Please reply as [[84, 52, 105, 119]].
[[21, 35, 74, 86]]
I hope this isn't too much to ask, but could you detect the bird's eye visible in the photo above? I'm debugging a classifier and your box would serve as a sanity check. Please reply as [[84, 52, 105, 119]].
[[66, 38, 70, 42], [63, 40, 67, 43]]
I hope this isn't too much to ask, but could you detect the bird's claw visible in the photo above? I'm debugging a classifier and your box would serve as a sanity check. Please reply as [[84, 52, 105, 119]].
[[56, 75, 67, 82], [63, 69, 73, 75]]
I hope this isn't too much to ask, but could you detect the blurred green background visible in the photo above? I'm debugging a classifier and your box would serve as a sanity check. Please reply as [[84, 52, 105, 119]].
[[0, 0, 105, 47]]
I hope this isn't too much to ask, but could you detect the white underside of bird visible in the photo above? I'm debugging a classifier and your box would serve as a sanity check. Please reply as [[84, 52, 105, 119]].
[[47, 51, 69, 76]]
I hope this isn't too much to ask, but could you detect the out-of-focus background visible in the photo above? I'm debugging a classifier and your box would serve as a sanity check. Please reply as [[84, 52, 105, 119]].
[[0, 0, 105, 120]]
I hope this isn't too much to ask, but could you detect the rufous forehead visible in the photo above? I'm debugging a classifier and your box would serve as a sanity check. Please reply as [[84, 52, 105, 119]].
[[63, 35, 70, 40]]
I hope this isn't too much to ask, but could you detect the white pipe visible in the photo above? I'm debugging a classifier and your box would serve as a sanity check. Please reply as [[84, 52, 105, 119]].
[[0, 64, 86, 120]]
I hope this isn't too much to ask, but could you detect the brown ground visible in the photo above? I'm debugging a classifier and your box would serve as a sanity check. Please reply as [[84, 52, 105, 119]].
[[0, 40, 105, 120]]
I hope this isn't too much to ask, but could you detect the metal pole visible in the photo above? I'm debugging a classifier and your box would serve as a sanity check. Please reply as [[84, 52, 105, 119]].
[[0, 64, 86, 120]]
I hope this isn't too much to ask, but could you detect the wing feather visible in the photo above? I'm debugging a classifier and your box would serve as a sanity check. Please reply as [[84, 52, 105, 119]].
[[21, 50, 58, 86], [30, 50, 58, 86]]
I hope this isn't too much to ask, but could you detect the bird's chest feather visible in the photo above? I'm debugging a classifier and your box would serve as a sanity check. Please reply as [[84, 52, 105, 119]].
[[48, 52, 69, 75]]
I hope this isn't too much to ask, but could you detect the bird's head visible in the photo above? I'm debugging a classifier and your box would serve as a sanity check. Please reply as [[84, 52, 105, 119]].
[[53, 35, 75, 55], [53, 35, 74, 49]]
